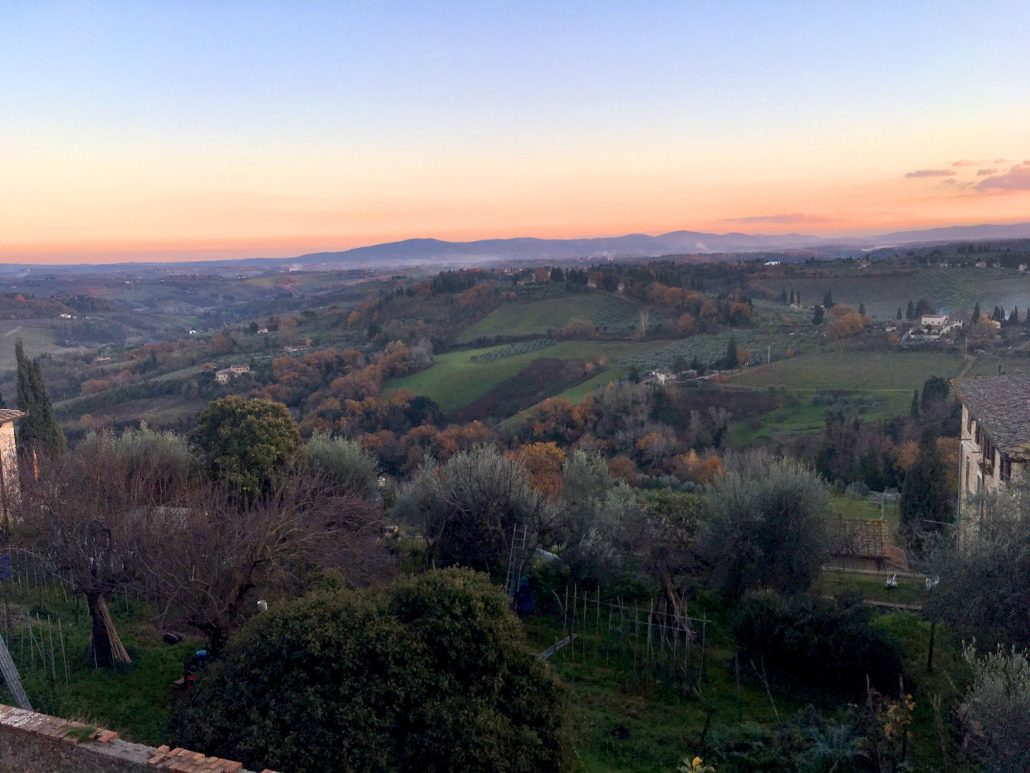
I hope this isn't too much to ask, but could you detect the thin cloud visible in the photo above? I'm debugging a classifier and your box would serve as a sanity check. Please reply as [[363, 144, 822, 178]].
[[725, 212, 832, 224], [977, 168, 998, 176], [976, 162, 1030, 191], [905, 169, 955, 178], [951, 159, 980, 167]]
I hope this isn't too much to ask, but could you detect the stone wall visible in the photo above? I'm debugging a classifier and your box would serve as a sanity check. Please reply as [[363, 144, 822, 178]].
[[0, 704, 274, 773]]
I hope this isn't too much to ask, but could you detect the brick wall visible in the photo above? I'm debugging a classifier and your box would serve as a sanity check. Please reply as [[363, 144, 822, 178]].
[[0, 704, 276, 773]]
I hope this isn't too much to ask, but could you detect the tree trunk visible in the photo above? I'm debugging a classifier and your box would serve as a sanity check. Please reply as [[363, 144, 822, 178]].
[[86, 593, 131, 667]]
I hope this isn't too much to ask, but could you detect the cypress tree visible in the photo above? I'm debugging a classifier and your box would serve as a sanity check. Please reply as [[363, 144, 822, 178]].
[[971, 302, 981, 323], [858, 302, 866, 316], [15, 340, 66, 459], [906, 300, 915, 320], [896, 307, 903, 320], [900, 431, 953, 545], [910, 389, 920, 418], [725, 336, 739, 369]]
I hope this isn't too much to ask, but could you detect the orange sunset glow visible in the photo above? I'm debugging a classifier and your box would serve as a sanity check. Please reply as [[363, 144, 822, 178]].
[[2, 3, 1028, 262]]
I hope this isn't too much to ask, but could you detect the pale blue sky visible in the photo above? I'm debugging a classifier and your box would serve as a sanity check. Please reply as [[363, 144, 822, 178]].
[[2, 1, 1028, 260]]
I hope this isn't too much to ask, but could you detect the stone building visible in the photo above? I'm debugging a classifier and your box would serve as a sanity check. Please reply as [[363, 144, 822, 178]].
[[954, 376, 1030, 543], [0, 409, 24, 520]]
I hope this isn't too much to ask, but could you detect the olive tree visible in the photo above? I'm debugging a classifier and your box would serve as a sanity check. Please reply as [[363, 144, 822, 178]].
[[306, 432, 380, 501], [956, 643, 1030, 771], [702, 454, 833, 599], [925, 486, 1030, 646], [394, 445, 551, 575]]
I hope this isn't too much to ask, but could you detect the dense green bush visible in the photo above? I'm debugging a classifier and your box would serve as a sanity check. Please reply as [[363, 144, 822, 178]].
[[169, 569, 570, 773], [189, 396, 300, 494], [732, 591, 906, 698]]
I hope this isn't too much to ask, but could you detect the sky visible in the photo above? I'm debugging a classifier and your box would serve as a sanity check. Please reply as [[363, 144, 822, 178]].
[[1, 1, 1029, 263]]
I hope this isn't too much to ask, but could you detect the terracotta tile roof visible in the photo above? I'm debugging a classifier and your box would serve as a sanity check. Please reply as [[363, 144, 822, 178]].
[[954, 376, 1030, 458], [834, 519, 890, 558], [0, 409, 25, 424]]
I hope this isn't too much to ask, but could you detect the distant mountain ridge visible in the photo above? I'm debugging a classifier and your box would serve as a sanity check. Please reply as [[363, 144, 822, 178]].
[[3, 222, 1029, 274], [294, 222, 1030, 267]]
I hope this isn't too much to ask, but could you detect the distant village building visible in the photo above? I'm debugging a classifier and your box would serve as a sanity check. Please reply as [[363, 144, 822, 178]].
[[0, 410, 24, 520], [214, 364, 251, 385], [919, 314, 961, 335], [647, 369, 676, 386], [954, 376, 1030, 544]]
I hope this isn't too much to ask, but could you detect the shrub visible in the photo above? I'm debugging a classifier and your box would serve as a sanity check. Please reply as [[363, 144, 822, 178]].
[[169, 569, 570, 773], [732, 592, 907, 698]]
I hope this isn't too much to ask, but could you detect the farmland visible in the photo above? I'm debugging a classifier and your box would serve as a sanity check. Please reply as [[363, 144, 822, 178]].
[[751, 266, 1030, 319], [458, 292, 641, 342]]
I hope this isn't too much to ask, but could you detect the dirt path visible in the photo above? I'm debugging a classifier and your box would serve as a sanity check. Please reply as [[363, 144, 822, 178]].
[[957, 354, 976, 379]]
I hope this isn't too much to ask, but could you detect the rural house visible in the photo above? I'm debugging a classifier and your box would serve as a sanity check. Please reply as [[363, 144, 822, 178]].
[[919, 314, 961, 335], [214, 364, 251, 385], [954, 376, 1030, 543]]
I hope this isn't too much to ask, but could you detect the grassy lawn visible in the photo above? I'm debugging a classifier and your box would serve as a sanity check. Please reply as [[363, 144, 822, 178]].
[[0, 583, 200, 745], [458, 293, 639, 342]]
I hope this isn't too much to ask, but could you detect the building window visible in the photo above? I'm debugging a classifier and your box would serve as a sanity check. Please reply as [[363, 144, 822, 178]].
[[1001, 456, 1012, 482]]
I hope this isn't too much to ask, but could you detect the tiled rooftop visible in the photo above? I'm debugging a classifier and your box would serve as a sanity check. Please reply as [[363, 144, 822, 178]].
[[0, 409, 24, 424], [954, 376, 1030, 458]]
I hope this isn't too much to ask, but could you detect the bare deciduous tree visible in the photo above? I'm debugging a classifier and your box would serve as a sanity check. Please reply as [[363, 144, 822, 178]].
[[18, 431, 185, 666], [137, 467, 391, 655]]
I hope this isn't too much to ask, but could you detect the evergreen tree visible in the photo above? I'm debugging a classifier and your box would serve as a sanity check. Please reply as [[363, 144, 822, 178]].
[[779, 288, 788, 304], [795, 291, 801, 306], [15, 340, 66, 459], [858, 302, 866, 316], [1009, 307, 1020, 326], [896, 307, 903, 320], [789, 289, 795, 305], [906, 300, 915, 320], [725, 335, 739, 369], [972, 302, 981, 323], [900, 431, 953, 543], [812, 305, 824, 325], [910, 389, 920, 418], [993, 305, 1004, 323], [822, 290, 834, 308]]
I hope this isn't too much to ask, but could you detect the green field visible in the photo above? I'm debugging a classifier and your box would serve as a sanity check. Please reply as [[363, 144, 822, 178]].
[[728, 349, 967, 441], [752, 267, 1030, 319], [389, 341, 654, 413], [0, 320, 88, 371], [732, 349, 965, 390], [458, 293, 640, 342]]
